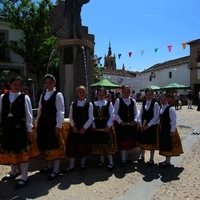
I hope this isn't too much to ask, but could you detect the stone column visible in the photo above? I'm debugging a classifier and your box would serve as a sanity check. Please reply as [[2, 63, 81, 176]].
[[56, 39, 94, 116]]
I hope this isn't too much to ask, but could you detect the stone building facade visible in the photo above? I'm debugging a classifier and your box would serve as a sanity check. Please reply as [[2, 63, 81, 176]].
[[188, 39, 200, 96]]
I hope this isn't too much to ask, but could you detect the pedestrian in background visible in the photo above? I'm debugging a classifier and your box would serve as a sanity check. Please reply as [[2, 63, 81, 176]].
[[187, 90, 194, 109]]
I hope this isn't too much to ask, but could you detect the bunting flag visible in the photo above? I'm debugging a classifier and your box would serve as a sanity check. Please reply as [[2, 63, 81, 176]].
[[182, 43, 187, 49], [118, 54, 122, 59], [128, 52, 132, 57], [141, 50, 145, 55], [98, 57, 102, 61], [154, 48, 159, 53], [167, 45, 173, 52]]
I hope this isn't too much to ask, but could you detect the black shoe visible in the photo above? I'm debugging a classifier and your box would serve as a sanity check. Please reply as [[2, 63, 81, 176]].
[[107, 164, 114, 171], [158, 161, 171, 167], [97, 162, 104, 168], [126, 158, 132, 163], [80, 164, 86, 171], [121, 160, 127, 165], [147, 160, 154, 166], [2, 173, 19, 181], [138, 157, 145, 163], [47, 171, 59, 180], [14, 179, 29, 189], [39, 167, 53, 174], [62, 167, 75, 173]]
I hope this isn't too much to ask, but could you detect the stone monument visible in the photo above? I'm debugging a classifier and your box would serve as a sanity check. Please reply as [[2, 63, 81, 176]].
[[49, 0, 94, 115]]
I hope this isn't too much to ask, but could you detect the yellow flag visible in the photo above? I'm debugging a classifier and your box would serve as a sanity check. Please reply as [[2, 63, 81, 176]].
[[182, 43, 187, 49]]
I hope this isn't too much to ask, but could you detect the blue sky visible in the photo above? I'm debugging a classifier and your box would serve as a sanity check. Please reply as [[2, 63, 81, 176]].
[[53, 0, 200, 72]]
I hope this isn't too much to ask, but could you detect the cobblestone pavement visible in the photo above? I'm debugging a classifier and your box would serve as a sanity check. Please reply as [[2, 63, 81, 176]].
[[0, 105, 199, 200]]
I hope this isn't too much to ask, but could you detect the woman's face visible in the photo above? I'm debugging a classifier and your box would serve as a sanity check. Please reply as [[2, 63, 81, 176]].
[[160, 96, 168, 105], [44, 78, 56, 91], [97, 90, 106, 101], [10, 79, 22, 93], [77, 88, 87, 100], [145, 91, 153, 101], [122, 88, 130, 99]]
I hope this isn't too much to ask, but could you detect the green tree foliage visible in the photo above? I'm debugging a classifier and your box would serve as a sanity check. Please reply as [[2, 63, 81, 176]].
[[0, 0, 57, 89]]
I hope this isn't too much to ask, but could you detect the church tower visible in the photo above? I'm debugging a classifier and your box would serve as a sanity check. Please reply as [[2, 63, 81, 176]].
[[104, 41, 116, 70]]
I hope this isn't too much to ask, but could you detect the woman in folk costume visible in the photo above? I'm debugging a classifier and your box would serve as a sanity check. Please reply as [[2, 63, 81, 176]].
[[63, 85, 93, 172], [92, 88, 118, 171], [114, 85, 138, 164], [158, 92, 183, 167], [0, 76, 39, 189], [137, 88, 160, 166], [36, 74, 65, 180]]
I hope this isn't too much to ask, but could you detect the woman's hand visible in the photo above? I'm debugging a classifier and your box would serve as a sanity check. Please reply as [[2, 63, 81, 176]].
[[143, 125, 149, 131], [120, 121, 126, 126], [105, 125, 110, 133], [170, 131, 175, 136], [79, 128, 86, 135], [92, 128, 97, 132], [130, 121, 137, 126], [55, 127, 61, 136], [73, 125, 78, 133], [27, 132, 33, 141]]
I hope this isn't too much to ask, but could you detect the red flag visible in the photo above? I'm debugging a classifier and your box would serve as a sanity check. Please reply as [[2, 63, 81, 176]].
[[167, 45, 173, 52]]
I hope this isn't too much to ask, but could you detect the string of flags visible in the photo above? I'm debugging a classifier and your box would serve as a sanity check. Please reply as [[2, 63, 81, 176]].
[[97, 40, 200, 61]]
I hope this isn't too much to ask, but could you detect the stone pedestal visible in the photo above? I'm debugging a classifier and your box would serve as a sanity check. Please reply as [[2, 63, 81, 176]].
[[56, 39, 94, 116]]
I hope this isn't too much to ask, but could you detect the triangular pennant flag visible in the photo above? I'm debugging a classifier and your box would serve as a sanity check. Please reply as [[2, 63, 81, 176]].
[[167, 45, 173, 52], [182, 43, 187, 49], [118, 54, 122, 59], [98, 57, 102, 61], [154, 48, 159, 53], [128, 52, 132, 58], [141, 50, 145, 55]]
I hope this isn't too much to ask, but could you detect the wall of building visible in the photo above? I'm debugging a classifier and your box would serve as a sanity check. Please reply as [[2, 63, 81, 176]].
[[0, 21, 24, 64]]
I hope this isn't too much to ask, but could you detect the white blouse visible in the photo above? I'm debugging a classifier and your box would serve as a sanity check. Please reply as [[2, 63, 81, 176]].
[[69, 99, 93, 129], [92, 100, 114, 128], [160, 103, 177, 132], [114, 97, 138, 124], [37, 88, 65, 129], [0, 92, 33, 132]]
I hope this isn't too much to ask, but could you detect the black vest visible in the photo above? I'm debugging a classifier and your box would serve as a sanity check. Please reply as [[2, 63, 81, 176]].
[[118, 98, 134, 122], [1, 93, 25, 124], [72, 100, 89, 129], [93, 101, 110, 129], [142, 99, 156, 124], [40, 91, 58, 119]]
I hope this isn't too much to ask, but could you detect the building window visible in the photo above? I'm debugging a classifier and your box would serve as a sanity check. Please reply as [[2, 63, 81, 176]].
[[149, 76, 152, 81], [0, 32, 6, 60], [169, 71, 172, 78], [0, 30, 9, 62], [111, 60, 113, 65]]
